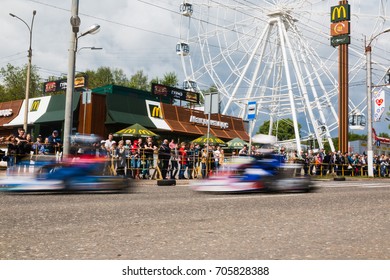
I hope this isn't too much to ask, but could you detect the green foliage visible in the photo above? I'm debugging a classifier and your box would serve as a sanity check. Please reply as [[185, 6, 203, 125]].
[[150, 72, 179, 88], [0, 63, 41, 102], [0, 63, 180, 100], [258, 118, 301, 141], [129, 70, 149, 91]]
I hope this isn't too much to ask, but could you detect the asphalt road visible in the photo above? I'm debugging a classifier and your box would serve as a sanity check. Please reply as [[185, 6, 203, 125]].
[[0, 179, 389, 260]]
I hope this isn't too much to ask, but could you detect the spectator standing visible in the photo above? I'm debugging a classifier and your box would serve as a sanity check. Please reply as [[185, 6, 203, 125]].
[[15, 128, 28, 164], [200, 145, 208, 179], [238, 144, 248, 156], [142, 137, 156, 179], [178, 142, 188, 179], [169, 139, 177, 150], [169, 146, 179, 179], [115, 140, 127, 176], [158, 139, 171, 179], [47, 130, 62, 154], [5, 134, 17, 167], [213, 146, 221, 171], [104, 133, 115, 151], [32, 136, 43, 155], [187, 143, 195, 179]]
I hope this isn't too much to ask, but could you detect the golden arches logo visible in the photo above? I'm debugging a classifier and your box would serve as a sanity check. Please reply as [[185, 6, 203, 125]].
[[124, 129, 136, 134], [30, 100, 41, 112], [331, 5, 350, 22], [139, 129, 154, 135], [150, 105, 163, 118]]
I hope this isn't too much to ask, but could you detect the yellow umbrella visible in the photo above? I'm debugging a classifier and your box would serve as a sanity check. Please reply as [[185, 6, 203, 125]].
[[113, 123, 157, 138], [226, 137, 248, 149], [191, 134, 226, 146]]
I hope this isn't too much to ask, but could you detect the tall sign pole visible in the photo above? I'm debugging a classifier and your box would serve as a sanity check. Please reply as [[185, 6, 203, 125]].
[[330, 1, 351, 153], [247, 101, 256, 155]]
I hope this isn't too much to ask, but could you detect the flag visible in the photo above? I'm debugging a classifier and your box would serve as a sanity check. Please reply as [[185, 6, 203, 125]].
[[373, 89, 385, 122]]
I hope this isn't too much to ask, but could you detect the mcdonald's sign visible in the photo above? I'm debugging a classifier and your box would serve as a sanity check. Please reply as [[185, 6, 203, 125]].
[[330, 21, 350, 36], [30, 99, 41, 112], [331, 4, 350, 23], [149, 105, 163, 118]]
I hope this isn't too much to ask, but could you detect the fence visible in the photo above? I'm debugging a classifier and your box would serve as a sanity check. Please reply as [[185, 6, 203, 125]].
[[1, 147, 389, 179]]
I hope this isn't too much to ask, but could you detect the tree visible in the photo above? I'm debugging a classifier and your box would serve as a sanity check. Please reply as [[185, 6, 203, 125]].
[[160, 72, 178, 87], [0, 63, 41, 102], [258, 118, 301, 141], [112, 68, 129, 86], [129, 70, 149, 91]]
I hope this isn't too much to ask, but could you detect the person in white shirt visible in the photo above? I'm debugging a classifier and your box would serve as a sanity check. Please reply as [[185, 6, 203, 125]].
[[104, 133, 115, 151]]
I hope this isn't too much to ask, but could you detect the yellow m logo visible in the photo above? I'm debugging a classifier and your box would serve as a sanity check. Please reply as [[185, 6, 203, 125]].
[[331, 5, 350, 22], [151, 105, 163, 118], [139, 129, 153, 135], [30, 100, 41, 112]]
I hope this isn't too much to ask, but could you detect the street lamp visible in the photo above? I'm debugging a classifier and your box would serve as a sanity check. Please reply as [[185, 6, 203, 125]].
[[9, 10, 37, 132], [63, 0, 100, 157], [77, 46, 103, 53], [365, 27, 390, 177]]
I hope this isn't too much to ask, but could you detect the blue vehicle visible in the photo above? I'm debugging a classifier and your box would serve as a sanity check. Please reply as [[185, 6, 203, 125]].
[[0, 158, 132, 193], [0, 134, 132, 193], [190, 152, 313, 193]]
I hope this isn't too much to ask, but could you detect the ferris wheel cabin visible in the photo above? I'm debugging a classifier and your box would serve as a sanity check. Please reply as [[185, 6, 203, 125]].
[[183, 79, 197, 91], [176, 42, 190, 56], [349, 112, 366, 130], [180, 2, 193, 17]]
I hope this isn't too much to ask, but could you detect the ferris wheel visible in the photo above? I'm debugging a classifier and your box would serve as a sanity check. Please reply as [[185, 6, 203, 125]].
[[176, 0, 389, 153]]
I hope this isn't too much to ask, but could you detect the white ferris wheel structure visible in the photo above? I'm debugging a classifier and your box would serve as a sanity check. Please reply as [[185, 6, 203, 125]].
[[176, 0, 390, 153]]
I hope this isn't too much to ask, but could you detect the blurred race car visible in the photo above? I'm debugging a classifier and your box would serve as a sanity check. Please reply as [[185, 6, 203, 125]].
[[0, 157, 132, 193], [190, 153, 313, 193]]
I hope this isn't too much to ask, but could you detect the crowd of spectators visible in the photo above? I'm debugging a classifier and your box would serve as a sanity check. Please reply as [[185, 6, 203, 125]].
[[241, 145, 390, 178], [1, 129, 389, 178], [0, 128, 62, 167]]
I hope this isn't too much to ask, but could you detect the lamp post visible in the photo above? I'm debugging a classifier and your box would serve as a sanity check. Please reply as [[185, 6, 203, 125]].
[[77, 46, 103, 53], [9, 10, 37, 132], [63, 0, 100, 156], [365, 27, 390, 177]]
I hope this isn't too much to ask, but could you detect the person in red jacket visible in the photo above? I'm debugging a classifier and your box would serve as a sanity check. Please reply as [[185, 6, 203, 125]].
[[178, 142, 188, 179]]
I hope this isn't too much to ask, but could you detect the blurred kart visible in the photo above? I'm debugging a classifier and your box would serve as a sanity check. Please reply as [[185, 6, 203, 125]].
[[1, 133, 132, 194], [190, 153, 313, 193], [0, 158, 132, 193]]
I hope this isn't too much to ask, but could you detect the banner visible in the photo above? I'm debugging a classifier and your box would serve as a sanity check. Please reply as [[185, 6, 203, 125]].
[[373, 89, 385, 122]]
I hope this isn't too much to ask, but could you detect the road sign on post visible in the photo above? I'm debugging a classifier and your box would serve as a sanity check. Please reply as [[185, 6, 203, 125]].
[[247, 101, 256, 120]]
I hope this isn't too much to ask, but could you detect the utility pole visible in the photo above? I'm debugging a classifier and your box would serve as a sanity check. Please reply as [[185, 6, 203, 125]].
[[365, 28, 390, 177], [63, 0, 80, 156]]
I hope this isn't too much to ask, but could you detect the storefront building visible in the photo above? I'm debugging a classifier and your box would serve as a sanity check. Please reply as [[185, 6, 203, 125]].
[[0, 84, 250, 143]]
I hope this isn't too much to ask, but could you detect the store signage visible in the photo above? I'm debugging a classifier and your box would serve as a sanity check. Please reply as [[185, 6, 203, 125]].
[[189, 115, 229, 129], [152, 83, 199, 104], [43, 75, 87, 93], [331, 4, 350, 23], [330, 4, 351, 47], [150, 104, 163, 118], [331, 34, 350, 47], [30, 99, 41, 112], [330, 21, 350, 36], [0, 109, 13, 117]]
